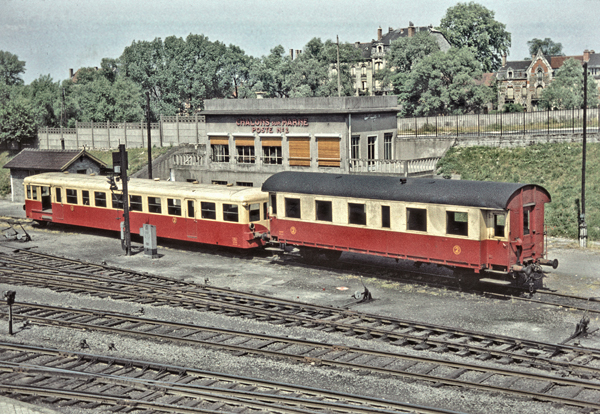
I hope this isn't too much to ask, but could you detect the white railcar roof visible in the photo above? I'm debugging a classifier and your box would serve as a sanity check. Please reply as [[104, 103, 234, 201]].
[[24, 173, 267, 203]]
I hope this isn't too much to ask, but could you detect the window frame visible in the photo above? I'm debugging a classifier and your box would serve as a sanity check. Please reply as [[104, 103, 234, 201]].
[[130, 195, 143, 212], [348, 203, 367, 226], [446, 211, 469, 237], [66, 188, 78, 204], [285, 198, 301, 219], [211, 144, 230, 163], [81, 190, 90, 206], [249, 203, 261, 222], [315, 200, 333, 222], [167, 198, 182, 216], [407, 207, 427, 232], [223, 203, 239, 222], [147, 196, 162, 214], [94, 191, 107, 208], [201, 201, 216, 220]]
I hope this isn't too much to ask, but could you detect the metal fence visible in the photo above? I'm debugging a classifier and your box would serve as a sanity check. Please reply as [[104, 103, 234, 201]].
[[397, 107, 600, 137]]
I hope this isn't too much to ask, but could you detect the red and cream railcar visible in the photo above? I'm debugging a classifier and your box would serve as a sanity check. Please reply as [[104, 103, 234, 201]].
[[24, 173, 269, 249], [262, 172, 558, 287]]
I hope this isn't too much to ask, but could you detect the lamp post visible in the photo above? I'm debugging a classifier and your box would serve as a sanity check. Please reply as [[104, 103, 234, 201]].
[[580, 62, 588, 248]]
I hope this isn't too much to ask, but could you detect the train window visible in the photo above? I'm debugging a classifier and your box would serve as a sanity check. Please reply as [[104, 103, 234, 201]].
[[382, 206, 391, 228], [263, 202, 268, 220], [201, 202, 216, 219], [130, 195, 143, 212], [187, 200, 195, 218], [523, 207, 532, 235], [82, 190, 90, 206], [223, 204, 239, 222], [249, 203, 260, 222], [94, 192, 107, 208], [26, 185, 31, 200], [32, 186, 38, 200], [407, 208, 427, 232], [348, 203, 366, 225], [55, 188, 62, 203], [270, 194, 277, 215], [148, 197, 162, 214], [447, 211, 469, 236], [66, 189, 78, 204], [316, 200, 333, 222], [112, 194, 124, 209], [494, 214, 506, 237], [168, 198, 182, 216], [285, 198, 301, 219]]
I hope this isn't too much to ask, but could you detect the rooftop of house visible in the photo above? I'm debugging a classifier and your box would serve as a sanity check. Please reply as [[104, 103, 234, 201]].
[[3, 149, 106, 171]]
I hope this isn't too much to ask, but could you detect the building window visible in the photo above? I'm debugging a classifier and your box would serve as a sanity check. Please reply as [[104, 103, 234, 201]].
[[201, 202, 216, 220], [168, 198, 182, 216], [316, 200, 333, 222], [506, 86, 514, 100], [130, 195, 143, 211], [348, 203, 366, 225], [249, 203, 261, 222], [362, 81, 367, 90], [384, 133, 392, 160], [236, 182, 253, 187], [212, 144, 230, 162], [288, 137, 311, 167], [212, 180, 227, 185], [223, 204, 239, 222], [285, 198, 301, 219], [94, 191, 106, 207], [407, 208, 427, 232], [148, 196, 162, 214], [317, 137, 341, 167], [382, 206, 390, 228], [351, 136, 360, 159], [447, 211, 469, 236], [263, 146, 282, 164], [368, 135, 377, 165], [236, 145, 255, 164], [66, 189, 78, 204], [82, 190, 90, 206]]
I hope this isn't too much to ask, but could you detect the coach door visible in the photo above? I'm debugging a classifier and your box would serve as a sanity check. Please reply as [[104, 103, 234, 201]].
[[185, 199, 197, 238], [53, 187, 64, 220]]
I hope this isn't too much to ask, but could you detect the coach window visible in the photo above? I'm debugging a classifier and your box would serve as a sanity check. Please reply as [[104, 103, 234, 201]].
[[223, 204, 239, 222], [94, 192, 107, 207], [82, 190, 90, 206], [26, 185, 32, 200], [447, 211, 469, 236], [249, 203, 260, 222], [55, 188, 62, 203], [270, 194, 277, 215], [112, 194, 123, 209], [201, 202, 216, 219], [494, 214, 506, 237], [168, 198, 182, 216], [148, 197, 162, 214], [130, 195, 143, 212], [187, 200, 195, 218], [523, 206, 533, 236], [263, 202, 268, 220], [66, 189, 78, 204], [316, 200, 333, 222], [348, 203, 366, 225], [31, 186, 38, 200], [382, 205, 391, 228], [407, 208, 427, 232], [285, 198, 301, 219]]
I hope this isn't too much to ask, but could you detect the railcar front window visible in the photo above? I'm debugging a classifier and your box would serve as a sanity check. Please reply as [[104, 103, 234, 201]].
[[32, 186, 38, 200], [26, 185, 31, 200], [316, 200, 333, 222], [523, 207, 532, 235], [112, 194, 123, 209], [201, 202, 216, 220], [348, 203, 366, 225], [66, 189, 78, 204], [82, 190, 90, 206], [249, 203, 260, 222], [447, 211, 469, 236], [223, 204, 239, 222], [55, 188, 62, 203], [148, 197, 162, 214], [130, 195, 143, 212], [407, 208, 427, 232], [270, 194, 277, 215], [382, 205, 391, 228], [285, 198, 301, 219], [94, 192, 107, 207], [168, 198, 182, 216], [494, 214, 506, 237]]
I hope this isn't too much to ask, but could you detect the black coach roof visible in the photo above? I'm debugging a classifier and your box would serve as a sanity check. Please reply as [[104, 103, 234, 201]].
[[261, 172, 550, 209]]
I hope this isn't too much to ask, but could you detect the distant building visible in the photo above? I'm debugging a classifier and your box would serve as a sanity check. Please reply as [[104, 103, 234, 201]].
[[350, 22, 451, 96], [3, 149, 106, 202], [496, 49, 600, 111]]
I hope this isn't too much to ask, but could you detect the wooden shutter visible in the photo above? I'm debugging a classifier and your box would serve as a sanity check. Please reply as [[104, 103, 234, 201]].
[[235, 137, 255, 146], [261, 137, 282, 147], [209, 136, 229, 145], [288, 137, 310, 166], [317, 137, 340, 167]]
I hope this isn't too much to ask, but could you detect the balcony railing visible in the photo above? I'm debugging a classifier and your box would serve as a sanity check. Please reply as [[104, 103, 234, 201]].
[[349, 157, 440, 176]]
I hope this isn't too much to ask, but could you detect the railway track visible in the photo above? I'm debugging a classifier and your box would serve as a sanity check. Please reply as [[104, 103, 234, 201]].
[[0, 342, 452, 414], [3, 302, 600, 410]]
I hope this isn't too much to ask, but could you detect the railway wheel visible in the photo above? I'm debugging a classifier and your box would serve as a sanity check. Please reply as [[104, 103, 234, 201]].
[[323, 249, 342, 261], [455, 269, 480, 291]]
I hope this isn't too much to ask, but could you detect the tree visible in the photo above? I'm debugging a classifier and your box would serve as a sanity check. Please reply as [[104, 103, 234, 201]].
[[0, 51, 26, 86], [539, 58, 600, 110], [394, 47, 493, 116], [527, 38, 564, 57], [0, 96, 37, 145], [24, 74, 61, 127], [438, 2, 511, 72]]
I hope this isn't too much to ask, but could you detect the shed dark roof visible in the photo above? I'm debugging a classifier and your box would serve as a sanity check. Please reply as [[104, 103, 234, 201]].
[[261, 172, 550, 209], [3, 149, 106, 171]]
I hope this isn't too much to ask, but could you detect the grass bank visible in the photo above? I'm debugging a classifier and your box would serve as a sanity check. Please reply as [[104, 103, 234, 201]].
[[436, 142, 599, 240]]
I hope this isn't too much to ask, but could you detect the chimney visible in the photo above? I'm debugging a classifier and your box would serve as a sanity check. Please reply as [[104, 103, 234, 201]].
[[377, 27, 382, 41], [408, 22, 415, 37], [584, 49, 590, 62], [69, 68, 74, 78], [289, 49, 294, 60], [502, 54, 507, 67], [296, 50, 301, 57], [389, 27, 393, 33]]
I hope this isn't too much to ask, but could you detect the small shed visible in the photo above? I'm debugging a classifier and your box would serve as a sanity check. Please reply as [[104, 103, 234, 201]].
[[3, 149, 107, 202]]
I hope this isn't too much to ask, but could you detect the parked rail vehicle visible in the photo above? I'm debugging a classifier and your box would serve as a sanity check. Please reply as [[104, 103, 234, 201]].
[[262, 172, 558, 289], [24, 173, 269, 249]]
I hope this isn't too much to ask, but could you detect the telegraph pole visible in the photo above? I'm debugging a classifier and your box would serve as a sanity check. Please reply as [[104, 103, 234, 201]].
[[146, 92, 153, 180], [580, 62, 588, 248], [336, 35, 341, 97]]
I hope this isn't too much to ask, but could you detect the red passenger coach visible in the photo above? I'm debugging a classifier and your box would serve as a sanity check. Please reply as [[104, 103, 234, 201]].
[[24, 173, 269, 249], [262, 172, 558, 289]]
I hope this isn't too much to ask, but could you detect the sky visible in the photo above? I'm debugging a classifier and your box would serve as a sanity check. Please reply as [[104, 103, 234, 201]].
[[1, 0, 598, 84]]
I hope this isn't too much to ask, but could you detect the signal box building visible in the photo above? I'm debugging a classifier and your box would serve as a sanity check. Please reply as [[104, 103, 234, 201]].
[[168, 96, 401, 187]]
